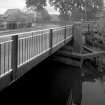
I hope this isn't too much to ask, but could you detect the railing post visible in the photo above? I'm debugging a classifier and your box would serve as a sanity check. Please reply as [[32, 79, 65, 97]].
[[0, 44, 1, 76], [88, 23, 90, 32], [11, 35, 18, 80], [64, 26, 66, 43], [49, 29, 53, 52]]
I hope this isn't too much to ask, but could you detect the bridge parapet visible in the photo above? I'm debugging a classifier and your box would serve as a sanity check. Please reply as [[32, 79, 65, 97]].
[[0, 24, 72, 91]]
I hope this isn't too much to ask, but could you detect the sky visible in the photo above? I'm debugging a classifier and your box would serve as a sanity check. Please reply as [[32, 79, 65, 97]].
[[0, 0, 59, 14]]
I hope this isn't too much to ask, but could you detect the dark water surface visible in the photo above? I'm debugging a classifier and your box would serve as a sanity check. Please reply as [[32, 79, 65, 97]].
[[0, 58, 105, 105]]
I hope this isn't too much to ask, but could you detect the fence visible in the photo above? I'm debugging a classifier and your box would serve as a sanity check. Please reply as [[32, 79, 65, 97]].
[[0, 25, 72, 79]]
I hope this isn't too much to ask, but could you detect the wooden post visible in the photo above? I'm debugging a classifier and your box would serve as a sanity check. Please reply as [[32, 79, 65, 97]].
[[49, 29, 53, 50], [72, 24, 83, 53], [88, 23, 90, 32], [96, 56, 103, 72], [11, 35, 18, 80]]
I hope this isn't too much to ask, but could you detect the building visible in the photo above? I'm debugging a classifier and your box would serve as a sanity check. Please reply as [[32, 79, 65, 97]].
[[4, 9, 34, 29]]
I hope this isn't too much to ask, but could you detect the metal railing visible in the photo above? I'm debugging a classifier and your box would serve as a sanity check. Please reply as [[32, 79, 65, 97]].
[[0, 40, 12, 77], [0, 25, 72, 78]]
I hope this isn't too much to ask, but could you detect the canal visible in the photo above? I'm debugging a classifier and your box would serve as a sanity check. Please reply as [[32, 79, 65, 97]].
[[0, 57, 105, 105]]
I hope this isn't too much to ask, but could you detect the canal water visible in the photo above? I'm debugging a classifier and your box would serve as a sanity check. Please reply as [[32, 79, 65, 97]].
[[0, 57, 105, 105]]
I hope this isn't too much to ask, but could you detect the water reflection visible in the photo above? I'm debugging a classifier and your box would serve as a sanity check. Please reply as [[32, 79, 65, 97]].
[[82, 61, 105, 105], [48, 60, 105, 105], [1, 59, 105, 105], [47, 61, 82, 105]]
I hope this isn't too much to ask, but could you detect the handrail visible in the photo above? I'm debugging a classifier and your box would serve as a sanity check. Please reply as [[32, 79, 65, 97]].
[[0, 25, 72, 38]]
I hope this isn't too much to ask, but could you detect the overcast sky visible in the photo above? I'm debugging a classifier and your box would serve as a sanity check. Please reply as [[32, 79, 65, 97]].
[[0, 0, 59, 14]]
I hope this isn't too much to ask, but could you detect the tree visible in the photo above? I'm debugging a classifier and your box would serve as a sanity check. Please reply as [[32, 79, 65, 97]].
[[26, 0, 46, 10], [26, 0, 51, 22], [26, 0, 104, 20], [49, 0, 104, 20], [49, 0, 73, 19], [35, 8, 51, 22], [81, 0, 104, 20]]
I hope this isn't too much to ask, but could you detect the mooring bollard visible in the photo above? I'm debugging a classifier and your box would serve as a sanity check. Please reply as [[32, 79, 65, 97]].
[[72, 23, 83, 53]]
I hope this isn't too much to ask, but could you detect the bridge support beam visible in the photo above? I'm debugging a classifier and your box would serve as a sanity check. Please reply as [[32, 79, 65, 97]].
[[71, 24, 84, 68]]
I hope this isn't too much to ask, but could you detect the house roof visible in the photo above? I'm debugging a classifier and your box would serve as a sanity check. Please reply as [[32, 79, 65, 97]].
[[4, 9, 34, 22], [4, 9, 22, 17]]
